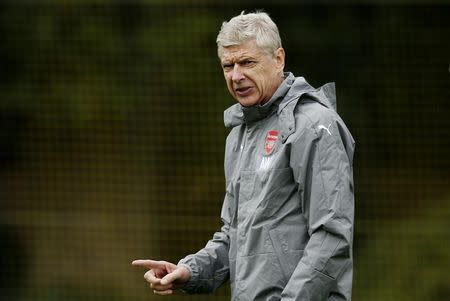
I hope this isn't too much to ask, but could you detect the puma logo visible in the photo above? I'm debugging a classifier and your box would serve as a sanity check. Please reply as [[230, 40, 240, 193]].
[[318, 123, 332, 136]]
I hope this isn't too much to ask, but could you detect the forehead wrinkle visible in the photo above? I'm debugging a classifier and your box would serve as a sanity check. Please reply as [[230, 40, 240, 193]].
[[221, 40, 262, 62], [221, 48, 260, 64]]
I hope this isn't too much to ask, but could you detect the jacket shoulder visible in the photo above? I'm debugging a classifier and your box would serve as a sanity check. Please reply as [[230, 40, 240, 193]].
[[293, 99, 356, 163], [295, 99, 341, 130]]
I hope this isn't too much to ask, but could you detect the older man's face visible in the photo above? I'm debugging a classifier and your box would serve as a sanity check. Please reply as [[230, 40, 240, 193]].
[[220, 40, 285, 107]]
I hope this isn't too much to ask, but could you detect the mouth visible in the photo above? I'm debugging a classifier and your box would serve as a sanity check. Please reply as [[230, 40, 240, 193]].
[[235, 86, 253, 97]]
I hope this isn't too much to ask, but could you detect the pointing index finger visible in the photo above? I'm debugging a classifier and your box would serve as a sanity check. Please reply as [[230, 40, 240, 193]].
[[132, 259, 165, 269]]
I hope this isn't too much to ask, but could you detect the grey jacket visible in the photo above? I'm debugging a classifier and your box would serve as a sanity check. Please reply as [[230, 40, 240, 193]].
[[179, 73, 355, 301]]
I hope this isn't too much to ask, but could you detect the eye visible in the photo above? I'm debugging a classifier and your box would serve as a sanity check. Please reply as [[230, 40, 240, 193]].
[[241, 60, 255, 66], [222, 63, 233, 71]]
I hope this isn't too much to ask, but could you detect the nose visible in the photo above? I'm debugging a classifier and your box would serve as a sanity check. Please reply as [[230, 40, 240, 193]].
[[231, 65, 245, 83]]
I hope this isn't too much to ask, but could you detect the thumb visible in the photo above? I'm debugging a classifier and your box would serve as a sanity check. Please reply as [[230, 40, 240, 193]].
[[160, 268, 184, 286]]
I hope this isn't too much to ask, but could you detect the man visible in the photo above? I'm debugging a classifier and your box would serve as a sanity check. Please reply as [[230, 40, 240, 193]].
[[133, 11, 355, 301]]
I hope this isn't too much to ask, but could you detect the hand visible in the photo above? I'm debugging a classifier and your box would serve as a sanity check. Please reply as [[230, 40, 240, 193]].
[[132, 259, 191, 296]]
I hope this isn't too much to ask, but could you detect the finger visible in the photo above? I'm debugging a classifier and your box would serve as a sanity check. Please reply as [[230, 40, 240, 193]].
[[153, 289, 173, 296], [132, 259, 166, 270], [151, 282, 173, 291], [144, 270, 161, 284], [160, 269, 182, 286]]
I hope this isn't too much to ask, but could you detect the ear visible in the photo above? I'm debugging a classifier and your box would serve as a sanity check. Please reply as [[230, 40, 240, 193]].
[[274, 47, 285, 71]]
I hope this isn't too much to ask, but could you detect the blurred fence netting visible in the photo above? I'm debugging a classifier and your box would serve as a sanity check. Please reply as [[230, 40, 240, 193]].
[[0, 2, 449, 301]]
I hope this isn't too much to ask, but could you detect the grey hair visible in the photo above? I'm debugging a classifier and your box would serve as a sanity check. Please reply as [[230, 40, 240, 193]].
[[216, 11, 282, 58]]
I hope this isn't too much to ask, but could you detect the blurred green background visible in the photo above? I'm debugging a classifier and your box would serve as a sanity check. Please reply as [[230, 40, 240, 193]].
[[1, 1, 449, 300]]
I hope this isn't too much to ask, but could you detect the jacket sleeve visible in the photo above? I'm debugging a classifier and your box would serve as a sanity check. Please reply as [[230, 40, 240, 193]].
[[177, 192, 232, 293], [282, 117, 355, 301]]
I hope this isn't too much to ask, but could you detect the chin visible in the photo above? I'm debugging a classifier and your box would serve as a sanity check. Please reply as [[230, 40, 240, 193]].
[[237, 96, 260, 107], [238, 100, 257, 107]]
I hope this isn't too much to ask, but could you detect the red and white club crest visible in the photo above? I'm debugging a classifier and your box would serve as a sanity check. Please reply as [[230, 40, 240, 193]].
[[264, 130, 279, 156]]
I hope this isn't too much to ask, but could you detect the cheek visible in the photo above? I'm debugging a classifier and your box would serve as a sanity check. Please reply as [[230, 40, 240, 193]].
[[253, 70, 267, 88], [225, 78, 233, 90], [223, 74, 231, 85], [255, 76, 268, 93], [260, 71, 276, 91], [225, 77, 235, 95]]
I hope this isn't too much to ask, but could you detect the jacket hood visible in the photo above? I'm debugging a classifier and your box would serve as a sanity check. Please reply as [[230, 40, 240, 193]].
[[278, 76, 336, 113], [224, 73, 337, 129]]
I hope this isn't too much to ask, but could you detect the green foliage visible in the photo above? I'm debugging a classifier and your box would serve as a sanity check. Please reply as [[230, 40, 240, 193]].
[[354, 198, 450, 301]]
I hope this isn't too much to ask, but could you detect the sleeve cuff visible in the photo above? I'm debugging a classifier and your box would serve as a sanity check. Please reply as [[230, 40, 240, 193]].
[[177, 259, 199, 293]]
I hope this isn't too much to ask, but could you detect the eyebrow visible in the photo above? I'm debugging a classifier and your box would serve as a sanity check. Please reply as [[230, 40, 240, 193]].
[[222, 56, 256, 65], [239, 56, 256, 61], [221, 61, 233, 67]]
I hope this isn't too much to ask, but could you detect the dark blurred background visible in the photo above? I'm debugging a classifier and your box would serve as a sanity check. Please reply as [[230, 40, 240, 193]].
[[0, 1, 449, 300]]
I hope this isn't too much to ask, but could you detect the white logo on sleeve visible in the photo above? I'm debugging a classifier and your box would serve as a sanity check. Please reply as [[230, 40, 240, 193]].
[[318, 123, 332, 136]]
